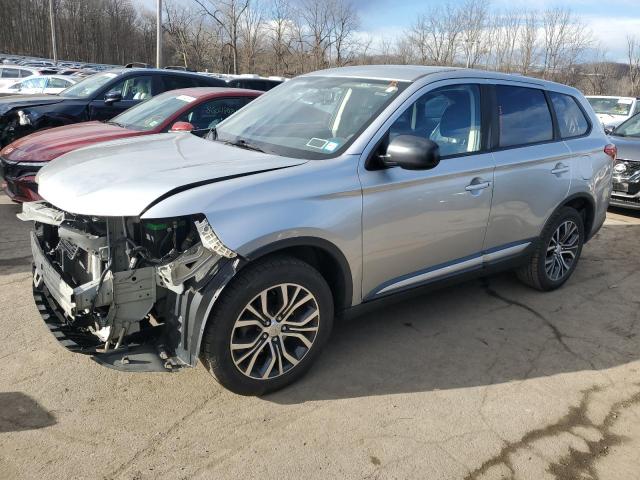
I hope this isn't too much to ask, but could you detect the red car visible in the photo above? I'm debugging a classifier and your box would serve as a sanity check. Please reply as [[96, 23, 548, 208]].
[[0, 87, 261, 202]]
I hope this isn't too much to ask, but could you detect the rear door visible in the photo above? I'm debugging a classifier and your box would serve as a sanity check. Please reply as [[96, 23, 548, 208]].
[[484, 84, 572, 251]]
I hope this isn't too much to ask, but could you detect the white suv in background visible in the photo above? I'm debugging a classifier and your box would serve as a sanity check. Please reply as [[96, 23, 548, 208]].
[[586, 96, 640, 131], [0, 66, 55, 89]]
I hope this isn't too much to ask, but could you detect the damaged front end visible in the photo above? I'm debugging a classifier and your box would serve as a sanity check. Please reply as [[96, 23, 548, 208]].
[[20, 201, 241, 372]]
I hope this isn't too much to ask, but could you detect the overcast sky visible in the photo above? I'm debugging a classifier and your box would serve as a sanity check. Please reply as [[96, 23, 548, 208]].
[[135, 0, 640, 62]]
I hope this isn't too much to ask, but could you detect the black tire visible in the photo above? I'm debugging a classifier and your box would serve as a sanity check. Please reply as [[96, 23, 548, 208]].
[[517, 206, 585, 291], [200, 255, 334, 396]]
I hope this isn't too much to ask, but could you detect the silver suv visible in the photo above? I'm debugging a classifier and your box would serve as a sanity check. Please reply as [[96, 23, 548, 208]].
[[20, 66, 614, 395]]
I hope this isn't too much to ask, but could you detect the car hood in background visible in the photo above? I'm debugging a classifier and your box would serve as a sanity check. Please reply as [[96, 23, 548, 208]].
[[610, 135, 640, 161], [0, 94, 65, 115], [37, 133, 307, 216], [596, 113, 628, 129], [1, 121, 142, 162]]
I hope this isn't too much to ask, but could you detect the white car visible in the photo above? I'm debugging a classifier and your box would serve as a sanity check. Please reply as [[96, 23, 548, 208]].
[[586, 96, 640, 130], [0, 75, 77, 96], [0, 65, 56, 89]]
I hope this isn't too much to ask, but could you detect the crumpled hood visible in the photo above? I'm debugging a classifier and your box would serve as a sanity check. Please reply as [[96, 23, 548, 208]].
[[1, 121, 141, 162], [0, 94, 64, 115], [37, 133, 307, 216]]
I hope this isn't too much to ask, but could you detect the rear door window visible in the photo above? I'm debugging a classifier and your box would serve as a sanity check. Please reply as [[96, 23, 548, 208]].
[[162, 75, 199, 91], [548, 92, 589, 138], [1, 68, 19, 78], [496, 85, 553, 147]]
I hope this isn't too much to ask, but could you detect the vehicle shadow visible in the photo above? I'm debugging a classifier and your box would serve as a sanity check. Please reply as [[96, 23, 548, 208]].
[[267, 220, 640, 404], [0, 196, 32, 276], [0, 392, 56, 432]]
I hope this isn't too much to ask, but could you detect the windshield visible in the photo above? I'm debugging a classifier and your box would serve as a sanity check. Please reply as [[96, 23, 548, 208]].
[[109, 91, 197, 131], [215, 76, 408, 158], [613, 113, 640, 137], [59, 72, 119, 98], [587, 97, 633, 116]]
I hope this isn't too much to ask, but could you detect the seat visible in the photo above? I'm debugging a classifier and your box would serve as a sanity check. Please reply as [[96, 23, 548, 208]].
[[132, 80, 150, 100], [431, 98, 471, 156]]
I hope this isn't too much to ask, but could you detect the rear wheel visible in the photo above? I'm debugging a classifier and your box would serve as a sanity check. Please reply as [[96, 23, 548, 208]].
[[200, 255, 334, 395], [517, 207, 584, 291]]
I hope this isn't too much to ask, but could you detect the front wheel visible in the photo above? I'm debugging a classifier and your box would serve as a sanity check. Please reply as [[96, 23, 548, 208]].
[[517, 207, 584, 291], [200, 255, 334, 395]]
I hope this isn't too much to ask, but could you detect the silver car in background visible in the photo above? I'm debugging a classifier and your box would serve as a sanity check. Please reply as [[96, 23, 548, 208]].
[[19, 66, 614, 395]]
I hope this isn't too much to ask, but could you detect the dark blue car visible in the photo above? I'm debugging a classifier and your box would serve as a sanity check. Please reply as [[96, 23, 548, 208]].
[[0, 68, 225, 147]]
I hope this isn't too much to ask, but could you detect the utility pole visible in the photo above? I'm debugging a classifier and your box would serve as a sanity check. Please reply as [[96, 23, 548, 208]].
[[156, 0, 163, 68], [49, 0, 58, 63]]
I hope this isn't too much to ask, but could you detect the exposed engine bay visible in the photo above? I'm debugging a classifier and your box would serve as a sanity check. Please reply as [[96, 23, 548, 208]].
[[20, 201, 239, 371]]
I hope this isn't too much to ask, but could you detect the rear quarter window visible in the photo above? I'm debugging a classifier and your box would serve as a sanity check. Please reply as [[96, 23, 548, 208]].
[[548, 92, 589, 138], [496, 85, 553, 148]]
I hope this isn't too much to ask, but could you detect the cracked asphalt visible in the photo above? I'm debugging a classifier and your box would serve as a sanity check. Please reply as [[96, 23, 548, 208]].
[[1, 193, 639, 480]]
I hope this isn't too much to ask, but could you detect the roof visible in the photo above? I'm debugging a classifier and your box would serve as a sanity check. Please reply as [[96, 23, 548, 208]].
[[155, 87, 263, 98], [105, 67, 219, 77], [302, 65, 563, 89], [304, 65, 457, 82]]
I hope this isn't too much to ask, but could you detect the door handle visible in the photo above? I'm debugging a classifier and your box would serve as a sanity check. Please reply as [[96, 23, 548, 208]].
[[465, 180, 492, 192], [551, 163, 570, 175]]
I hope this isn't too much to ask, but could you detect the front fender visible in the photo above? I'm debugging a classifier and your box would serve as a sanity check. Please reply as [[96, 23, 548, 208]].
[[141, 156, 364, 305]]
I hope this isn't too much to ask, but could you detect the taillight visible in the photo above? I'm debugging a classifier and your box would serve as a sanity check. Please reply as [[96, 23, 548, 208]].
[[604, 144, 617, 161]]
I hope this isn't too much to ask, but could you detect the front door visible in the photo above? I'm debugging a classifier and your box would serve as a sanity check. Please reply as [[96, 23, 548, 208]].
[[360, 83, 495, 299], [88, 75, 153, 121]]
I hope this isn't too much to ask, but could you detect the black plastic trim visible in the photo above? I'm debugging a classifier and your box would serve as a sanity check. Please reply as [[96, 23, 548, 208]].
[[245, 236, 354, 312]]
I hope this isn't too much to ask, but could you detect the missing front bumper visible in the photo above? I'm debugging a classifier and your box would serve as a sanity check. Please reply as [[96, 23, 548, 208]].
[[30, 231, 178, 372]]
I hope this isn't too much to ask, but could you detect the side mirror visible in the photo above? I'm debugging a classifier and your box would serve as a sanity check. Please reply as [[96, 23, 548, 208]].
[[104, 91, 122, 104], [383, 135, 440, 170], [604, 126, 613, 135], [169, 121, 195, 133]]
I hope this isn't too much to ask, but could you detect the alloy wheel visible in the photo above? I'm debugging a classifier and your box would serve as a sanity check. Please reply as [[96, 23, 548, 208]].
[[545, 220, 580, 281], [230, 283, 320, 380]]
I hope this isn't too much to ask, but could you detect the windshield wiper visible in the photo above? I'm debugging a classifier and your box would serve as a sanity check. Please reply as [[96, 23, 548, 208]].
[[106, 120, 126, 128], [225, 138, 266, 153]]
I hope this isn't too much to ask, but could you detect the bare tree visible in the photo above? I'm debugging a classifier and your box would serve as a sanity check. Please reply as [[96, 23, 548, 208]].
[[240, 3, 264, 73], [297, 0, 333, 71], [517, 10, 539, 76], [193, 0, 250, 74], [490, 9, 521, 72], [541, 7, 592, 83], [458, 0, 488, 68], [268, 0, 294, 76], [628, 36, 640, 96], [408, 3, 462, 66], [329, 0, 359, 67], [580, 46, 616, 95]]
